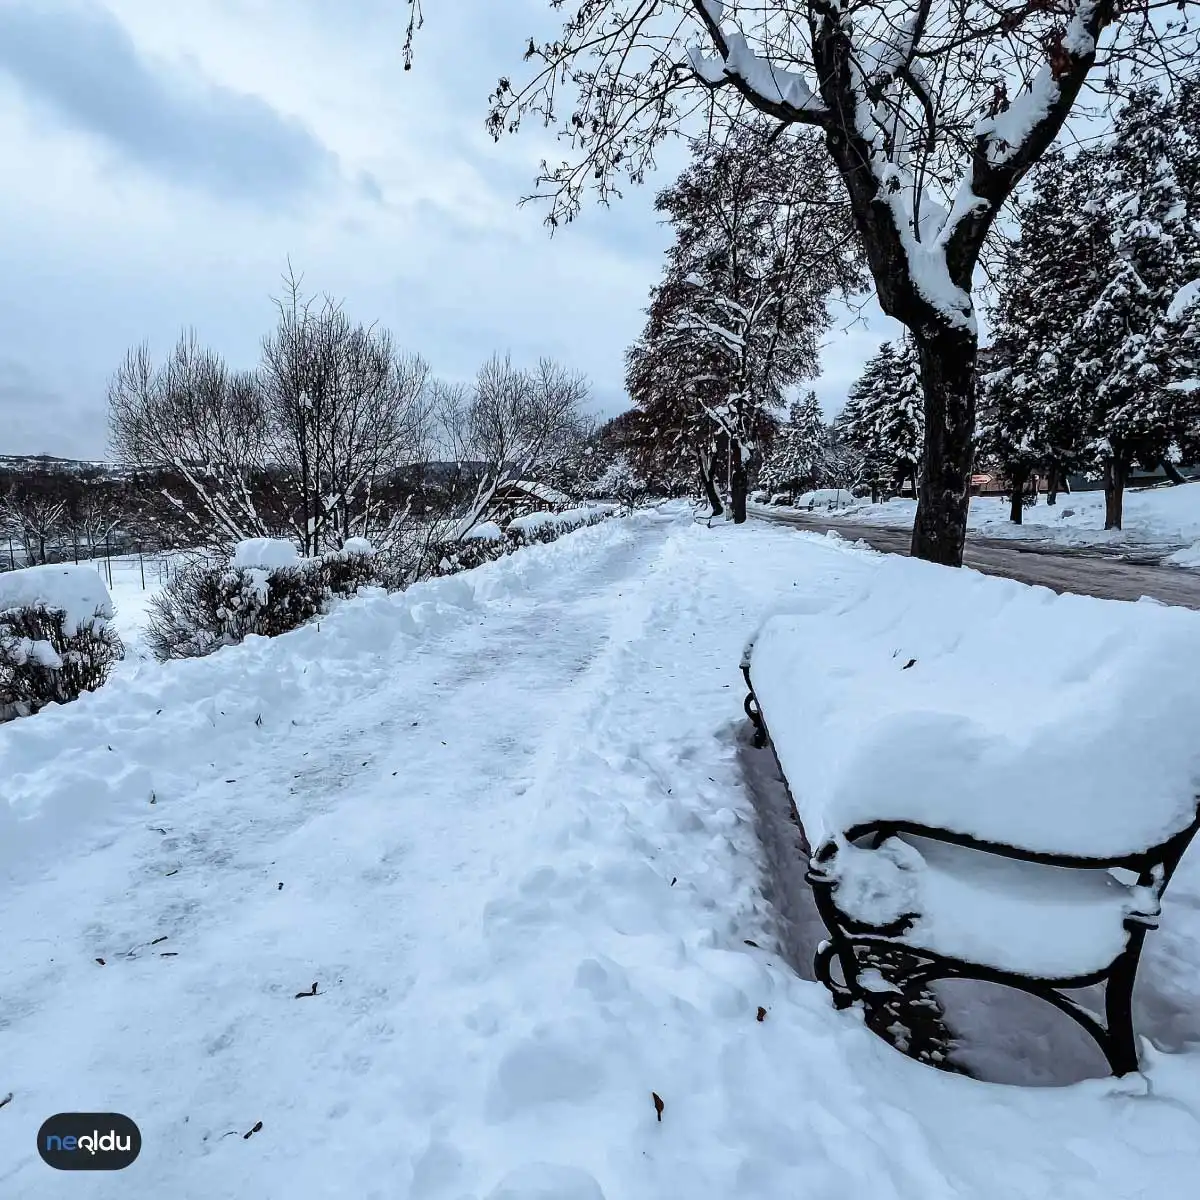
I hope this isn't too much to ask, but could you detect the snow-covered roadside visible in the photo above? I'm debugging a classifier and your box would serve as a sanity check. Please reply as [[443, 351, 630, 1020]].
[[765, 481, 1200, 562], [3, 510, 1200, 1198]]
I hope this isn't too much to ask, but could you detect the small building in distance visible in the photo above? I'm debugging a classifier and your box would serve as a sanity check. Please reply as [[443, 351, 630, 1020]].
[[489, 480, 574, 524]]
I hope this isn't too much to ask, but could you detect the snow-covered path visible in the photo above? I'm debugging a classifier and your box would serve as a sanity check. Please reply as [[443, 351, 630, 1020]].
[[3, 509, 1200, 1199]]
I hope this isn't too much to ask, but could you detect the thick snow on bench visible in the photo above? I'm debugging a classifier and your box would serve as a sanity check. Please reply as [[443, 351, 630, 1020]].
[[0, 563, 114, 635], [829, 835, 1154, 978], [749, 555, 1200, 860]]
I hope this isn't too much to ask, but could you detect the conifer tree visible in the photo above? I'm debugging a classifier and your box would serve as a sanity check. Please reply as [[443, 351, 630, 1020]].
[[840, 341, 924, 502], [1076, 88, 1200, 527]]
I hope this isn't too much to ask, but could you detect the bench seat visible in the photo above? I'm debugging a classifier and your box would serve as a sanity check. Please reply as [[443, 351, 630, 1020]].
[[819, 834, 1156, 981]]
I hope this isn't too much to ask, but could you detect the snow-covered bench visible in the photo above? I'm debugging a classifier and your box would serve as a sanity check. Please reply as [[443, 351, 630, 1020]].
[[741, 559, 1200, 1075]]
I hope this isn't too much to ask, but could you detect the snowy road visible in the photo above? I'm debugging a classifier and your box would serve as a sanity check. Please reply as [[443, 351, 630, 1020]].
[[752, 505, 1200, 608], [3, 509, 1200, 1198]]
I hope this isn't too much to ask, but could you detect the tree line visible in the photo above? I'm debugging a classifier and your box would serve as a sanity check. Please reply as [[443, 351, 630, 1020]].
[[980, 84, 1200, 530], [2, 273, 608, 577], [812, 84, 1200, 529], [101, 270, 599, 570], [409, 0, 1199, 565]]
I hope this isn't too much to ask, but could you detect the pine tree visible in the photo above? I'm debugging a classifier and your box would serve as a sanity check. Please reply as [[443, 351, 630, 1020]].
[[1076, 88, 1200, 528], [878, 338, 924, 497], [839, 352, 891, 503], [760, 391, 824, 494], [984, 149, 1107, 507], [840, 340, 924, 502], [976, 338, 1043, 524]]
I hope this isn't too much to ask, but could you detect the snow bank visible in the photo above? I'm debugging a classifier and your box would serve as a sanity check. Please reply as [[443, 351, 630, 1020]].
[[0, 563, 114, 635], [230, 538, 301, 570], [506, 506, 613, 542], [749, 554, 1200, 858], [464, 521, 504, 542], [0, 511, 649, 884], [804, 482, 1200, 556], [1168, 541, 1200, 568]]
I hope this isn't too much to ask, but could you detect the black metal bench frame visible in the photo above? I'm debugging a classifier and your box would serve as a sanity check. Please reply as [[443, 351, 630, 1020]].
[[743, 663, 1200, 1076]]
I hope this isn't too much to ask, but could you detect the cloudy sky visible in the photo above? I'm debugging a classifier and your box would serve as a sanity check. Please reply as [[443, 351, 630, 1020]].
[[0, 0, 895, 460]]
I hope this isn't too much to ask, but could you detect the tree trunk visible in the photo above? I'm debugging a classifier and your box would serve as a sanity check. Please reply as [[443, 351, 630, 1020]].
[[1102, 455, 1128, 531], [1008, 466, 1028, 525], [910, 326, 977, 567], [1046, 465, 1059, 506], [1160, 458, 1186, 485], [698, 455, 723, 518], [730, 440, 748, 525]]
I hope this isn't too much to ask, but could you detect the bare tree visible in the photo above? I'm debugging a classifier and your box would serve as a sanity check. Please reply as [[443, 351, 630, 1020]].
[[108, 271, 436, 557], [443, 354, 591, 538], [108, 333, 272, 551], [260, 271, 432, 554], [410, 0, 1198, 565], [0, 484, 66, 567], [68, 480, 125, 561]]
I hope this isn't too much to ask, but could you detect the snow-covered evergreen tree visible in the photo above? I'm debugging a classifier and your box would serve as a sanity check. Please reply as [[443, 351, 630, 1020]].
[[976, 342, 1042, 525], [838, 355, 889, 503], [1076, 88, 1200, 527], [586, 454, 647, 508], [840, 341, 924, 502], [759, 391, 824, 493], [878, 339, 924, 498], [984, 149, 1107, 506], [649, 120, 864, 522]]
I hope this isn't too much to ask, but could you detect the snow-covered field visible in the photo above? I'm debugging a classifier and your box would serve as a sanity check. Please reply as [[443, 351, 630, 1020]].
[[776, 481, 1200, 562], [68, 552, 182, 661], [3, 508, 1200, 1197]]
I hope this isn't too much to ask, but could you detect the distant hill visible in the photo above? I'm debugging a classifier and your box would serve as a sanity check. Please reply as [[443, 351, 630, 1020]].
[[0, 454, 125, 477], [0, 455, 489, 483]]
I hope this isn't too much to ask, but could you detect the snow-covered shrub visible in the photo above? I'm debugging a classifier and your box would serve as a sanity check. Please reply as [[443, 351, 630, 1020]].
[[242, 563, 328, 637], [428, 536, 512, 577], [319, 545, 380, 598], [146, 556, 329, 661], [0, 565, 123, 720], [463, 522, 504, 542], [230, 538, 301, 570], [505, 506, 612, 546], [144, 558, 236, 661]]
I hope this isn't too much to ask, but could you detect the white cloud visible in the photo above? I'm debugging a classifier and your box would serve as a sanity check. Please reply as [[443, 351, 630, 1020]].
[[0, 0, 877, 457]]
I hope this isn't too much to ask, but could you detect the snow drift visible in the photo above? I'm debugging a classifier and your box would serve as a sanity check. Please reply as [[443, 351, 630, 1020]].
[[2, 511, 1200, 1199]]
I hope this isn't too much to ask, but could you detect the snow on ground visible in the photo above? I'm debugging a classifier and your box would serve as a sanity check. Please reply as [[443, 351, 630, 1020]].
[[2, 509, 1200, 1198], [82, 553, 185, 662], [768, 481, 1200, 561]]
